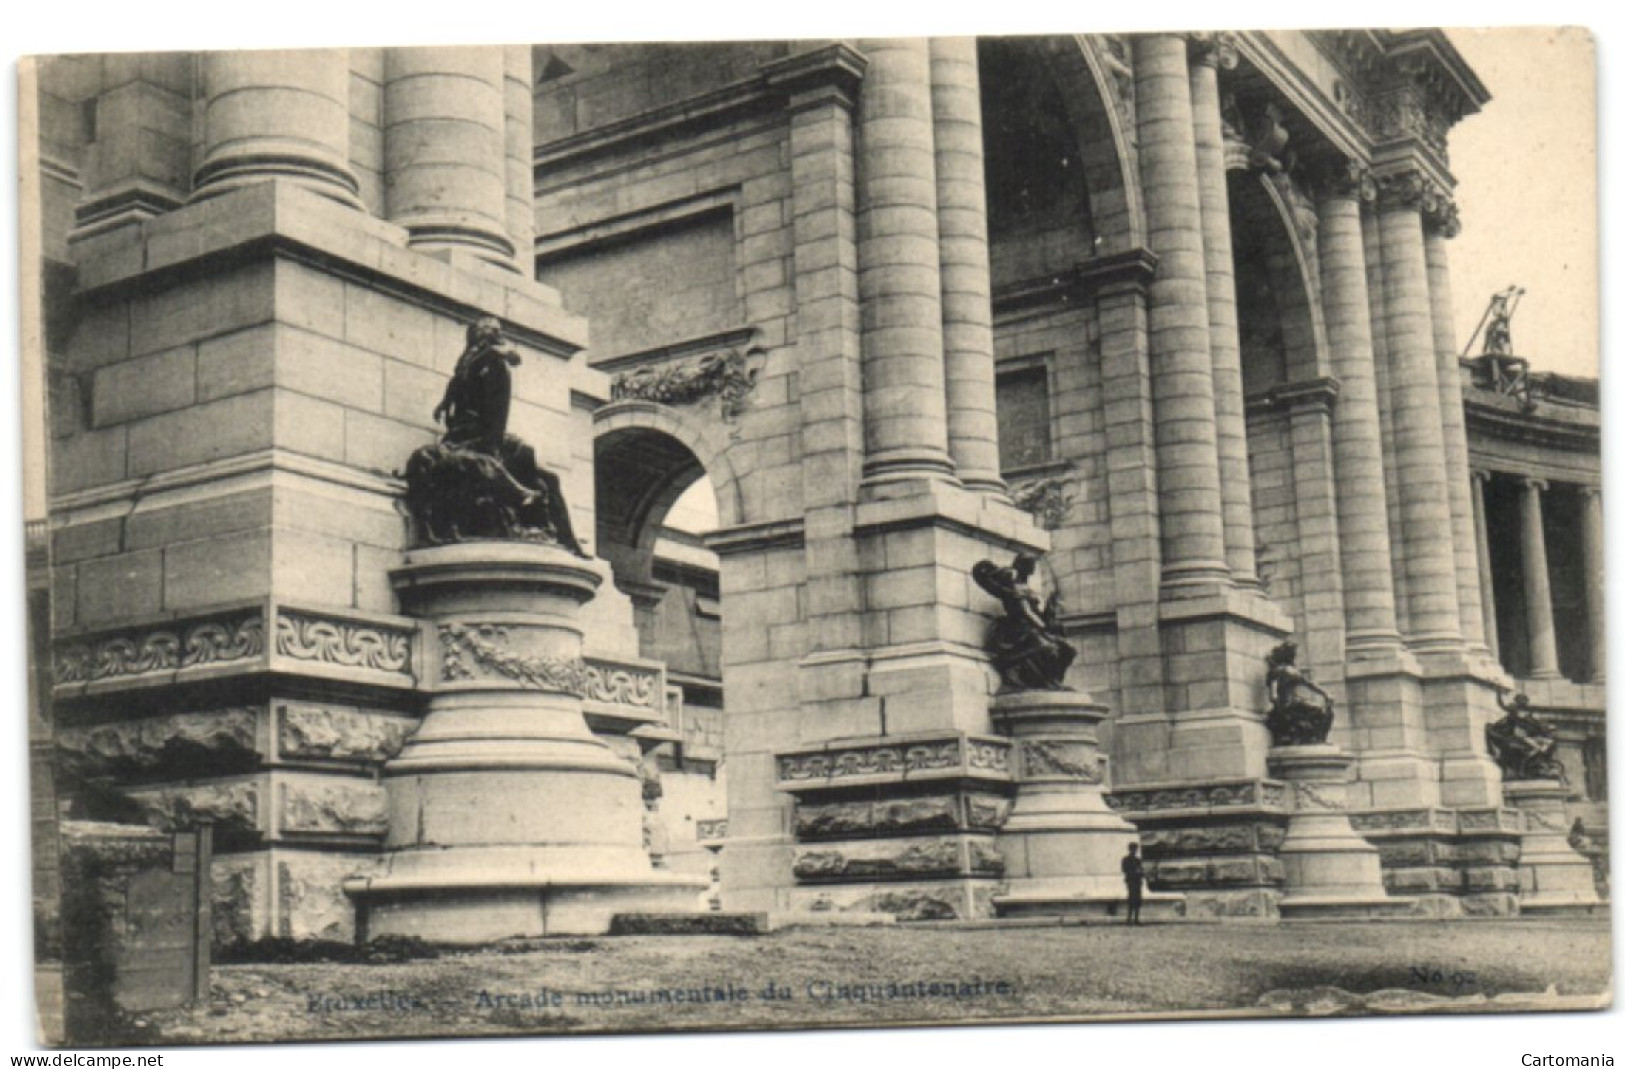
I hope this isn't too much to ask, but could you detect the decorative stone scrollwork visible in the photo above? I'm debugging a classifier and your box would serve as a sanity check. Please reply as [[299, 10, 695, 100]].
[[967, 740, 1012, 772], [274, 612, 414, 676], [1423, 196, 1462, 238], [438, 622, 588, 696], [1110, 781, 1280, 813], [610, 348, 761, 423], [54, 612, 265, 686], [1370, 87, 1450, 158], [582, 662, 661, 709]]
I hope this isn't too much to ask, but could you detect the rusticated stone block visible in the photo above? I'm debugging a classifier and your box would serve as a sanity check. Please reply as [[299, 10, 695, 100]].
[[127, 780, 260, 838], [965, 793, 1011, 830], [276, 853, 377, 942], [1460, 892, 1519, 917], [795, 800, 874, 839], [276, 702, 416, 764], [1462, 866, 1519, 891], [1453, 839, 1521, 865], [863, 889, 962, 922], [57, 707, 261, 776], [278, 779, 389, 837], [1375, 840, 1435, 866], [1180, 889, 1281, 919], [967, 839, 1004, 875], [1384, 867, 1460, 893], [792, 837, 964, 881], [872, 795, 958, 834], [211, 854, 262, 947]]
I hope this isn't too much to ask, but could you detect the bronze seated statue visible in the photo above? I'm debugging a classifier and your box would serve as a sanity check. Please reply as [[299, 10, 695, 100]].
[[400, 316, 585, 554], [1485, 688, 1567, 783], [972, 553, 1076, 691], [1264, 640, 1334, 746]]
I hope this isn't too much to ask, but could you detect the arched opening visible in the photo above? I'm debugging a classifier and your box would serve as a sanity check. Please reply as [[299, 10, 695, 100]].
[[594, 425, 728, 893]]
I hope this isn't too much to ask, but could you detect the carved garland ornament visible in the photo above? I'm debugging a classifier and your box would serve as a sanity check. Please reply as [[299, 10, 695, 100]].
[[1019, 739, 1103, 782], [610, 349, 760, 422], [55, 613, 265, 686], [274, 612, 413, 676], [439, 622, 588, 696]]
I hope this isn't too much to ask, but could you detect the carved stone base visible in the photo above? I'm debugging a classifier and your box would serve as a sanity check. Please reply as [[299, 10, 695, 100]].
[[1268, 744, 1414, 920], [1350, 805, 1523, 916], [988, 691, 1184, 919], [774, 730, 1017, 920], [344, 544, 705, 941], [1504, 779, 1604, 915]]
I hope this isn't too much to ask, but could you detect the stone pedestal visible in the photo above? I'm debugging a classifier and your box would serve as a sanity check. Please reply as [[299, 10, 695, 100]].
[[1504, 779, 1603, 915], [344, 543, 705, 941], [1269, 744, 1413, 920], [991, 691, 1183, 921]]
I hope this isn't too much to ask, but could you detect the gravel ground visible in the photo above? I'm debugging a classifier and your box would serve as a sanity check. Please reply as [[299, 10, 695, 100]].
[[131, 918, 1612, 1046]]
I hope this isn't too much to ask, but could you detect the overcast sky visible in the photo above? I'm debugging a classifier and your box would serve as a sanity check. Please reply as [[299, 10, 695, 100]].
[[1445, 27, 1598, 379]]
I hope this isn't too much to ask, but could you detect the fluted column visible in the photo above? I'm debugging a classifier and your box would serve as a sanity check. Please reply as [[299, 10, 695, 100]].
[[1318, 168, 1402, 654], [384, 47, 517, 270], [1423, 207, 1487, 650], [1471, 471, 1500, 659], [1135, 34, 1229, 589], [193, 49, 362, 208], [929, 37, 1004, 496], [1579, 485, 1605, 683], [1376, 171, 1461, 649], [856, 38, 955, 487], [1518, 477, 1561, 679], [1188, 33, 1257, 586]]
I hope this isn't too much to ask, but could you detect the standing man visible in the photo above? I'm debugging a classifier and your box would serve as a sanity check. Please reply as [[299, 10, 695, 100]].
[[1122, 843, 1146, 926]]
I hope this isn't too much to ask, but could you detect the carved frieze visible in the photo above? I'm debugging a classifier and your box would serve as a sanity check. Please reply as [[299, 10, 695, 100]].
[[54, 611, 265, 688], [1370, 85, 1451, 159], [777, 736, 1013, 787], [610, 348, 760, 422], [792, 839, 963, 882], [1109, 781, 1287, 813], [274, 612, 414, 677], [439, 622, 588, 695], [582, 660, 662, 709]]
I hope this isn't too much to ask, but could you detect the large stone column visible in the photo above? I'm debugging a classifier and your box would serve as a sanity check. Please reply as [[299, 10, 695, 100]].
[[1188, 33, 1257, 586], [1134, 34, 1229, 590], [856, 38, 955, 487], [1375, 172, 1461, 649], [1579, 486, 1605, 682], [1318, 169, 1402, 655], [503, 46, 537, 273], [1472, 471, 1501, 659], [1423, 210, 1487, 651], [1518, 477, 1562, 679], [193, 50, 362, 208], [929, 37, 1004, 496], [384, 47, 517, 270]]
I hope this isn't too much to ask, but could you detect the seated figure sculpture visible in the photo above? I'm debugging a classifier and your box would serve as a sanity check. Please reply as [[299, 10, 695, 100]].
[[972, 553, 1076, 691], [1263, 640, 1335, 746], [401, 317, 586, 554], [1486, 687, 1567, 783]]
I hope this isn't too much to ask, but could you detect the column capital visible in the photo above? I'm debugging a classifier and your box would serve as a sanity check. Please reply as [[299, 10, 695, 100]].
[[1374, 168, 1447, 214], [1187, 32, 1240, 70], [1470, 468, 1495, 485], [1314, 158, 1377, 204], [1578, 483, 1602, 501], [1423, 196, 1461, 238], [1518, 474, 1550, 493]]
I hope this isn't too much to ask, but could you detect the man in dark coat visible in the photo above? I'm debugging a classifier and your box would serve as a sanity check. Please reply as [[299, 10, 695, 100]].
[[1122, 843, 1146, 926]]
